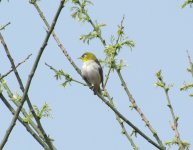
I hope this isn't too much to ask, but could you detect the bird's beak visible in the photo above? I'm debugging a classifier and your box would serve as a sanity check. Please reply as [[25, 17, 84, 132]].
[[78, 56, 82, 59]]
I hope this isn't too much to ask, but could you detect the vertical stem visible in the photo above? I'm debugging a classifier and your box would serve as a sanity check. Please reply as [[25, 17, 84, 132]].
[[164, 90, 183, 149], [116, 69, 165, 149], [187, 50, 193, 78]]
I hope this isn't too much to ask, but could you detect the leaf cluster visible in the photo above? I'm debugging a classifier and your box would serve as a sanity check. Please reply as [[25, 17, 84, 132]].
[[165, 139, 190, 150], [181, 0, 193, 8], [155, 70, 173, 92], [54, 69, 72, 88]]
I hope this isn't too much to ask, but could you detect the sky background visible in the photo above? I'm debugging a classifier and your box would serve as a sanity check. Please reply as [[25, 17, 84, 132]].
[[0, 0, 193, 150]]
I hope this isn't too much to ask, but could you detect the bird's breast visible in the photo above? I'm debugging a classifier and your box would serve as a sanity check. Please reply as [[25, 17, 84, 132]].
[[81, 60, 101, 85]]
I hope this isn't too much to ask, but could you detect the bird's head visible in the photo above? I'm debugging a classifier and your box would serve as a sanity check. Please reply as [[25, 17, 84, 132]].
[[79, 52, 97, 62]]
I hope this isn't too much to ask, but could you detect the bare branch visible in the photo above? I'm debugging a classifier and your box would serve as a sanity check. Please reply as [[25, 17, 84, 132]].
[[155, 70, 185, 149], [0, 22, 11, 31], [0, 54, 32, 80], [0, 0, 66, 149]]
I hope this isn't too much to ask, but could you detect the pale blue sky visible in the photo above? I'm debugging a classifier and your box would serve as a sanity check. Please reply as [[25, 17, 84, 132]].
[[1, 0, 193, 150]]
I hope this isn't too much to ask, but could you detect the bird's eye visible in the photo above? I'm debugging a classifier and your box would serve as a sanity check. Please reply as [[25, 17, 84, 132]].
[[84, 54, 87, 58]]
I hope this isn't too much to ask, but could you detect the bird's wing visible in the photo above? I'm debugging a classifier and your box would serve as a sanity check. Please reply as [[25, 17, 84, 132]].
[[95, 59, 104, 89]]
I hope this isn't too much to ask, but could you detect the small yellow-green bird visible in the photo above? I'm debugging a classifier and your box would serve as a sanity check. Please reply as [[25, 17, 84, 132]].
[[79, 52, 104, 94]]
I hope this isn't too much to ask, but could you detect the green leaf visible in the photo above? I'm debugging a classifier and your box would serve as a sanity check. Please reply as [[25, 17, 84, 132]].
[[61, 81, 70, 88], [155, 81, 164, 88], [80, 31, 98, 44], [181, 0, 193, 8], [33, 102, 52, 119], [155, 70, 162, 80], [180, 83, 193, 91]]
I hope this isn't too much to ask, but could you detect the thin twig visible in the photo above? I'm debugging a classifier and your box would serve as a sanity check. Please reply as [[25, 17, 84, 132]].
[[0, 0, 66, 149], [32, 2, 164, 150], [96, 92, 162, 150], [0, 22, 11, 30], [104, 16, 125, 87], [0, 54, 32, 80], [158, 74, 184, 149], [0, 94, 49, 150], [77, 1, 106, 46], [32, 2, 81, 75], [116, 69, 165, 149], [165, 90, 184, 149], [187, 50, 193, 78], [104, 89, 138, 149], [45, 63, 88, 86]]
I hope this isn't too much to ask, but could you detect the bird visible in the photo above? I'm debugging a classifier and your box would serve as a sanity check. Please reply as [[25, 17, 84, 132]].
[[79, 52, 104, 95]]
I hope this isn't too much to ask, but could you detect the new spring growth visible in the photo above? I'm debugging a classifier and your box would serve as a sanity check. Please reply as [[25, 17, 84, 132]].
[[155, 70, 173, 92], [181, 0, 193, 8], [71, 0, 92, 22]]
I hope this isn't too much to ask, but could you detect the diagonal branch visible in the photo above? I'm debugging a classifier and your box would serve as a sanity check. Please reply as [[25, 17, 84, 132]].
[[0, 78, 44, 140], [0, 31, 46, 142], [32, 2, 81, 75], [0, 0, 66, 149], [116, 70, 165, 149], [0, 32, 53, 149], [0, 22, 11, 31], [45, 63, 88, 86], [0, 94, 49, 150], [0, 54, 32, 80]]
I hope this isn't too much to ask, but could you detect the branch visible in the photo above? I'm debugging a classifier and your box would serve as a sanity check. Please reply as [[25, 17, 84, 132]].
[[46, 63, 138, 149], [0, 32, 52, 148], [72, 1, 165, 149], [104, 16, 125, 87], [116, 69, 165, 149], [0, 94, 50, 150], [76, 1, 106, 46], [0, 0, 66, 149], [0, 78, 44, 140], [32, 2, 164, 150], [0, 30, 50, 145], [0, 22, 11, 30], [45, 63, 88, 87], [0, 31, 49, 145], [104, 89, 138, 149], [187, 50, 193, 78], [155, 70, 185, 149], [0, 54, 32, 80], [31, 2, 81, 75]]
